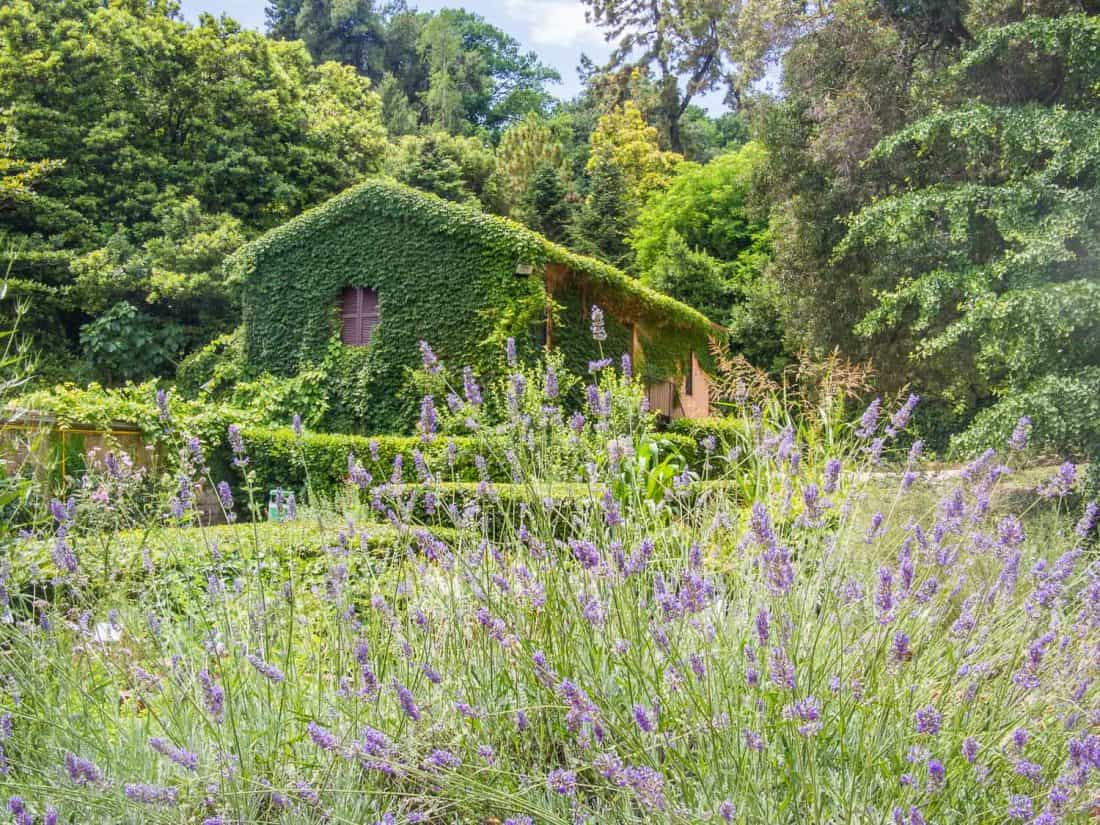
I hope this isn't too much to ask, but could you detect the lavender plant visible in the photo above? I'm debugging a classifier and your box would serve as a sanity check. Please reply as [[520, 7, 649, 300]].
[[0, 319, 1096, 824]]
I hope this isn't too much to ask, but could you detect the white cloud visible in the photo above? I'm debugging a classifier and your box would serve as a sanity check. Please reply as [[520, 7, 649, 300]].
[[501, 0, 607, 51]]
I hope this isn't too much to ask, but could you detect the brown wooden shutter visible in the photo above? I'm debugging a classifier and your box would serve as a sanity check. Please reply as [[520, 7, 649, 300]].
[[341, 287, 380, 346], [360, 288, 379, 344], [684, 353, 694, 397]]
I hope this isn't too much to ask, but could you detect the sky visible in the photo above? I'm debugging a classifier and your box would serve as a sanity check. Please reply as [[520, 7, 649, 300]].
[[177, 0, 731, 109]]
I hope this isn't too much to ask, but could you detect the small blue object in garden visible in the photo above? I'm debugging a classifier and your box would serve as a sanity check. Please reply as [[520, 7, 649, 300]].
[[268, 489, 286, 522]]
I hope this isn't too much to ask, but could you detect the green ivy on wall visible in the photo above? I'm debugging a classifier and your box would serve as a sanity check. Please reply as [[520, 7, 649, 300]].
[[229, 179, 721, 433]]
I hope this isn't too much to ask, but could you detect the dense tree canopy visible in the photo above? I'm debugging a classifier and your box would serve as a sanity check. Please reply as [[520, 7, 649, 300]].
[[0, 0, 387, 379], [267, 1, 560, 138], [630, 143, 781, 367], [841, 15, 1100, 456]]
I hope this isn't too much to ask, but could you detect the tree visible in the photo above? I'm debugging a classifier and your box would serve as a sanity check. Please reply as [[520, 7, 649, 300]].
[[493, 113, 567, 218], [521, 162, 574, 243], [839, 14, 1100, 458], [582, 0, 727, 152], [269, 3, 559, 138], [570, 159, 635, 269], [754, 0, 932, 382], [268, 0, 394, 70], [0, 122, 62, 210], [586, 102, 683, 207], [631, 143, 766, 275], [630, 143, 782, 367], [387, 131, 498, 208]]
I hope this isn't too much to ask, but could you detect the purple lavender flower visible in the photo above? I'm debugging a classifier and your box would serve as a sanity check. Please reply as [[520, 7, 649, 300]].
[[914, 705, 942, 736], [1014, 759, 1042, 781], [718, 800, 736, 822], [589, 357, 613, 372], [961, 737, 979, 763], [426, 749, 460, 769], [887, 394, 920, 435], [1038, 462, 1076, 498], [156, 388, 170, 422], [735, 728, 762, 753], [856, 397, 882, 438], [308, 721, 339, 752], [124, 783, 180, 805], [461, 366, 482, 405], [216, 481, 235, 522], [1075, 502, 1098, 539], [1008, 416, 1032, 450], [547, 768, 577, 796], [590, 305, 607, 341], [292, 413, 302, 437], [1007, 795, 1033, 820], [568, 539, 601, 569], [64, 752, 103, 786], [690, 652, 706, 680], [199, 669, 224, 722], [927, 758, 945, 788], [1013, 728, 1030, 751], [768, 647, 796, 690], [246, 653, 285, 683], [755, 609, 771, 645], [418, 395, 437, 443], [633, 704, 655, 733], [394, 682, 421, 721], [783, 696, 822, 736], [418, 340, 441, 373], [544, 365, 559, 399], [227, 424, 248, 467], [823, 458, 841, 494], [892, 632, 911, 663], [149, 737, 198, 771], [865, 511, 885, 543], [875, 566, 895, 623], [761, 541, 794, 596]]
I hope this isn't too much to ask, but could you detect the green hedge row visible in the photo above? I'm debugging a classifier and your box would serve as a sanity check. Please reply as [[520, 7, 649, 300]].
[[213, 426, 709, 509], [218, 427, 512, 502]]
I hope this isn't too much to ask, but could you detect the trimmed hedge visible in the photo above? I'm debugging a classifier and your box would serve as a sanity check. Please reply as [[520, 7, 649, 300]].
[[229, 179, 722, 433], [223, 426, 511, 502]]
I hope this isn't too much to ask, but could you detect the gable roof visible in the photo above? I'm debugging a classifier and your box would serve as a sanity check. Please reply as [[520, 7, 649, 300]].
[[228, 178, 723, 340]]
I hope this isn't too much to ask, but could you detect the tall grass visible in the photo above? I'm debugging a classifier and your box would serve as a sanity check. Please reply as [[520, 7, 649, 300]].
[[0, 329, 1095, 824]]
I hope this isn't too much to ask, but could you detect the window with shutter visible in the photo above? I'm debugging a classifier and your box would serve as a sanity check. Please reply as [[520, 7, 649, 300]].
[[340, 287, 379, 346]]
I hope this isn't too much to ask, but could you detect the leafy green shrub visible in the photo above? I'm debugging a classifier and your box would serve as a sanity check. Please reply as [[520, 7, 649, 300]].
[[175, 330, 246, 397], [79, 301, 185, 383]]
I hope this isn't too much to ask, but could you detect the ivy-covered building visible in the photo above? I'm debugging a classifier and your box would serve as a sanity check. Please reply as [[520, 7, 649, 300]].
[[230, 180, 719, 433]]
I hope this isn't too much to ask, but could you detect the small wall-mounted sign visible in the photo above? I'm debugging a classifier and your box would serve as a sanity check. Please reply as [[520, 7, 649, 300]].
[[514, 262, 535, 276]]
